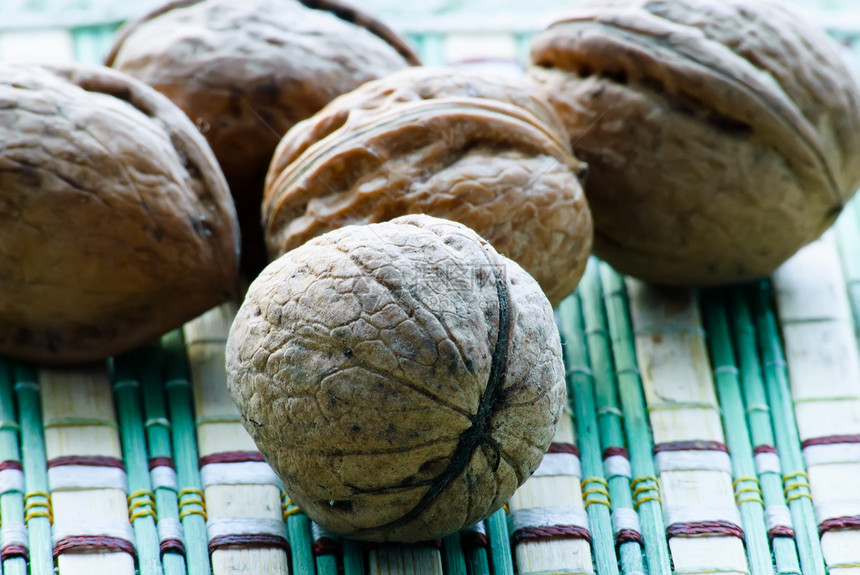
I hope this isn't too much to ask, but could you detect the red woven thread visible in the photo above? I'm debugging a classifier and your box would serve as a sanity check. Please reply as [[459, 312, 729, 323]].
[[311, 537, 340, 557], [819, 516, 860, 534], [160, 538, 186, 556], [753, 445, 777, 455], [666, 521, 744, 539], [53, 535, 135, 558], [602, 447, 629, 460], [768, 526, 795, 540], [653, 441, 729, 454], [547, 442, 579, 456], [1, 544, 28, 561], [614, 529, 643, 547], [208, 534, 289, 554], [802, 435, 860, 449], [0, 460, 23, 472], [511, 525, 592, 545], [46, 456, 125, 470], [199, 451, 266, 467], [460, 531, 489, 552], [149, 457, 176, 471]]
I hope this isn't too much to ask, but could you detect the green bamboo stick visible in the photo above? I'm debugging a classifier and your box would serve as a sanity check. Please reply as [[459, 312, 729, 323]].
[[114, 350, 162, 575], [700, 290, 773, 575], [288, 512, 315, 575], [748, 282, 824, 575], [316, 550, 339, 575], [729, 289, 801, 575], [342, 538, 366, 575], [463, 525, 490, 575], [13, 362, 52, 575], [556, 294, 619, 575], [139, 343, 187, 575], [163, 331, 211, 575], [600, 263, 671, 575], [0, 359, 26, 575], [485, 508, 514, 575], [579, 262, 646, 575], [442, 532, 468, 575]]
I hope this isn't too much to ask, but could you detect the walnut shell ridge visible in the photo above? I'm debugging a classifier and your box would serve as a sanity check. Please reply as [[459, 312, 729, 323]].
[[528, 0, 860, 285], [0, 63, 240, 364], [106, 0, 418, 276], [226, 214, 565, 542], [264, 69, 593, 306]]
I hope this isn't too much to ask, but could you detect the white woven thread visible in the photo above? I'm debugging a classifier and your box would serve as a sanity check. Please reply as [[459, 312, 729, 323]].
[[603, 455, 632, 479], [664, 505, 741, 526], [803, 444, 860, 467], [48, 466, 128, 492], [754, 452, 781, 475], [610, 508, 641, 536], [151, 466, 178, 491], [507, 506, 589, 533], [51, 520, 135, 547], [814, 500, 860, 524], [200, 462, 283, 489], [655, 451, 732, 474], [0, 468, 24, 495], [311, 522, 337, 542], [532, 453, 581, 478], [764, 506, 793, 531], [0, 522, 28, 549], [157, 518, 185, 546], [462, 521, 486, 535], [206, 517, 288, 540]]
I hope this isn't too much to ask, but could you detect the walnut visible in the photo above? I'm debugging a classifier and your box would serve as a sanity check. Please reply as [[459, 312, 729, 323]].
[[0, 63, 239, 364], [528, 0, 860, 285], [226, 214, 565, 542], [264, 68, 593, 306], [106, 0, 419, 276]]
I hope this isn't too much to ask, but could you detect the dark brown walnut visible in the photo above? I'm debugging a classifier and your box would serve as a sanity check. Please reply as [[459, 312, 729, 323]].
[[106, 0, 419, 277], [226, 215, 565, 542], [528, 0, 860, 285], [264, 71, 593, 306], [0, 63, 239, 364]]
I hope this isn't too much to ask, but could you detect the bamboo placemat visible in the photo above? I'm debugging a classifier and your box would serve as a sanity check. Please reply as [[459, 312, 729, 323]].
[[3, 200, 860, 573]]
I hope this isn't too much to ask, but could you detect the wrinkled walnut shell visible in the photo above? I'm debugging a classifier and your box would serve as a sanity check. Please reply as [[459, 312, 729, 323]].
[[106, 0, 418, 276], [227, 214, 565, 542], [0, 63, 239, 364], [264, 69, 593, 306], [528, 0, 860, 285]]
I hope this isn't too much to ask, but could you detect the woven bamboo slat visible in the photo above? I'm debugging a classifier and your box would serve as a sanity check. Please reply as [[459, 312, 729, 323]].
[[183, 304, 291, 575], [40, 364, 134, 575], [773, 237, 860, 573]]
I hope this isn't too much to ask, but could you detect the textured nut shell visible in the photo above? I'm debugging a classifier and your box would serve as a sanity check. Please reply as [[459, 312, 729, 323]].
[[226, 214, 565, 542], [0, 63, 239, 364], [265, 94, 592, 306], [267, 67, 570, 179], [528, 0, 860, 285], [106, 0, 418, 275]]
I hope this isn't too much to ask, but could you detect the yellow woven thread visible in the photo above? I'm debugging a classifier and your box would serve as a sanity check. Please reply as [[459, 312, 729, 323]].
[[633, 495, 661, 510], [733, 477, 763, 505], [24, 491, 52, 524], [732, 477, 760, 490], [281, 496, 303, 520], [783, 472, 811, 503], [128, 489, 158, 523], [629, 476, 658, 491], [581, 477, 609, 490], [178, 487, 206, 521], [581, 477, 611, 508]]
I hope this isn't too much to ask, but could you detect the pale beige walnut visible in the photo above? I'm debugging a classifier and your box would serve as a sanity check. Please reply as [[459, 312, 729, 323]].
[[106, 0, 419, 276], [528, 0, 860, 285], [0, 63, 239, 364], [226, 215, 565, 542], [264, 68, 593, 306]]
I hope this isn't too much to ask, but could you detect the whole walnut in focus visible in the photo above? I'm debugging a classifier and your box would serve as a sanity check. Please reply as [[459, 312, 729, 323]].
[[106, 0, 419, 276], [0, 63, 239, 364], [528, 0, 860, 285], [264, 68, 593, 306], [227, 215, 565, 542]]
